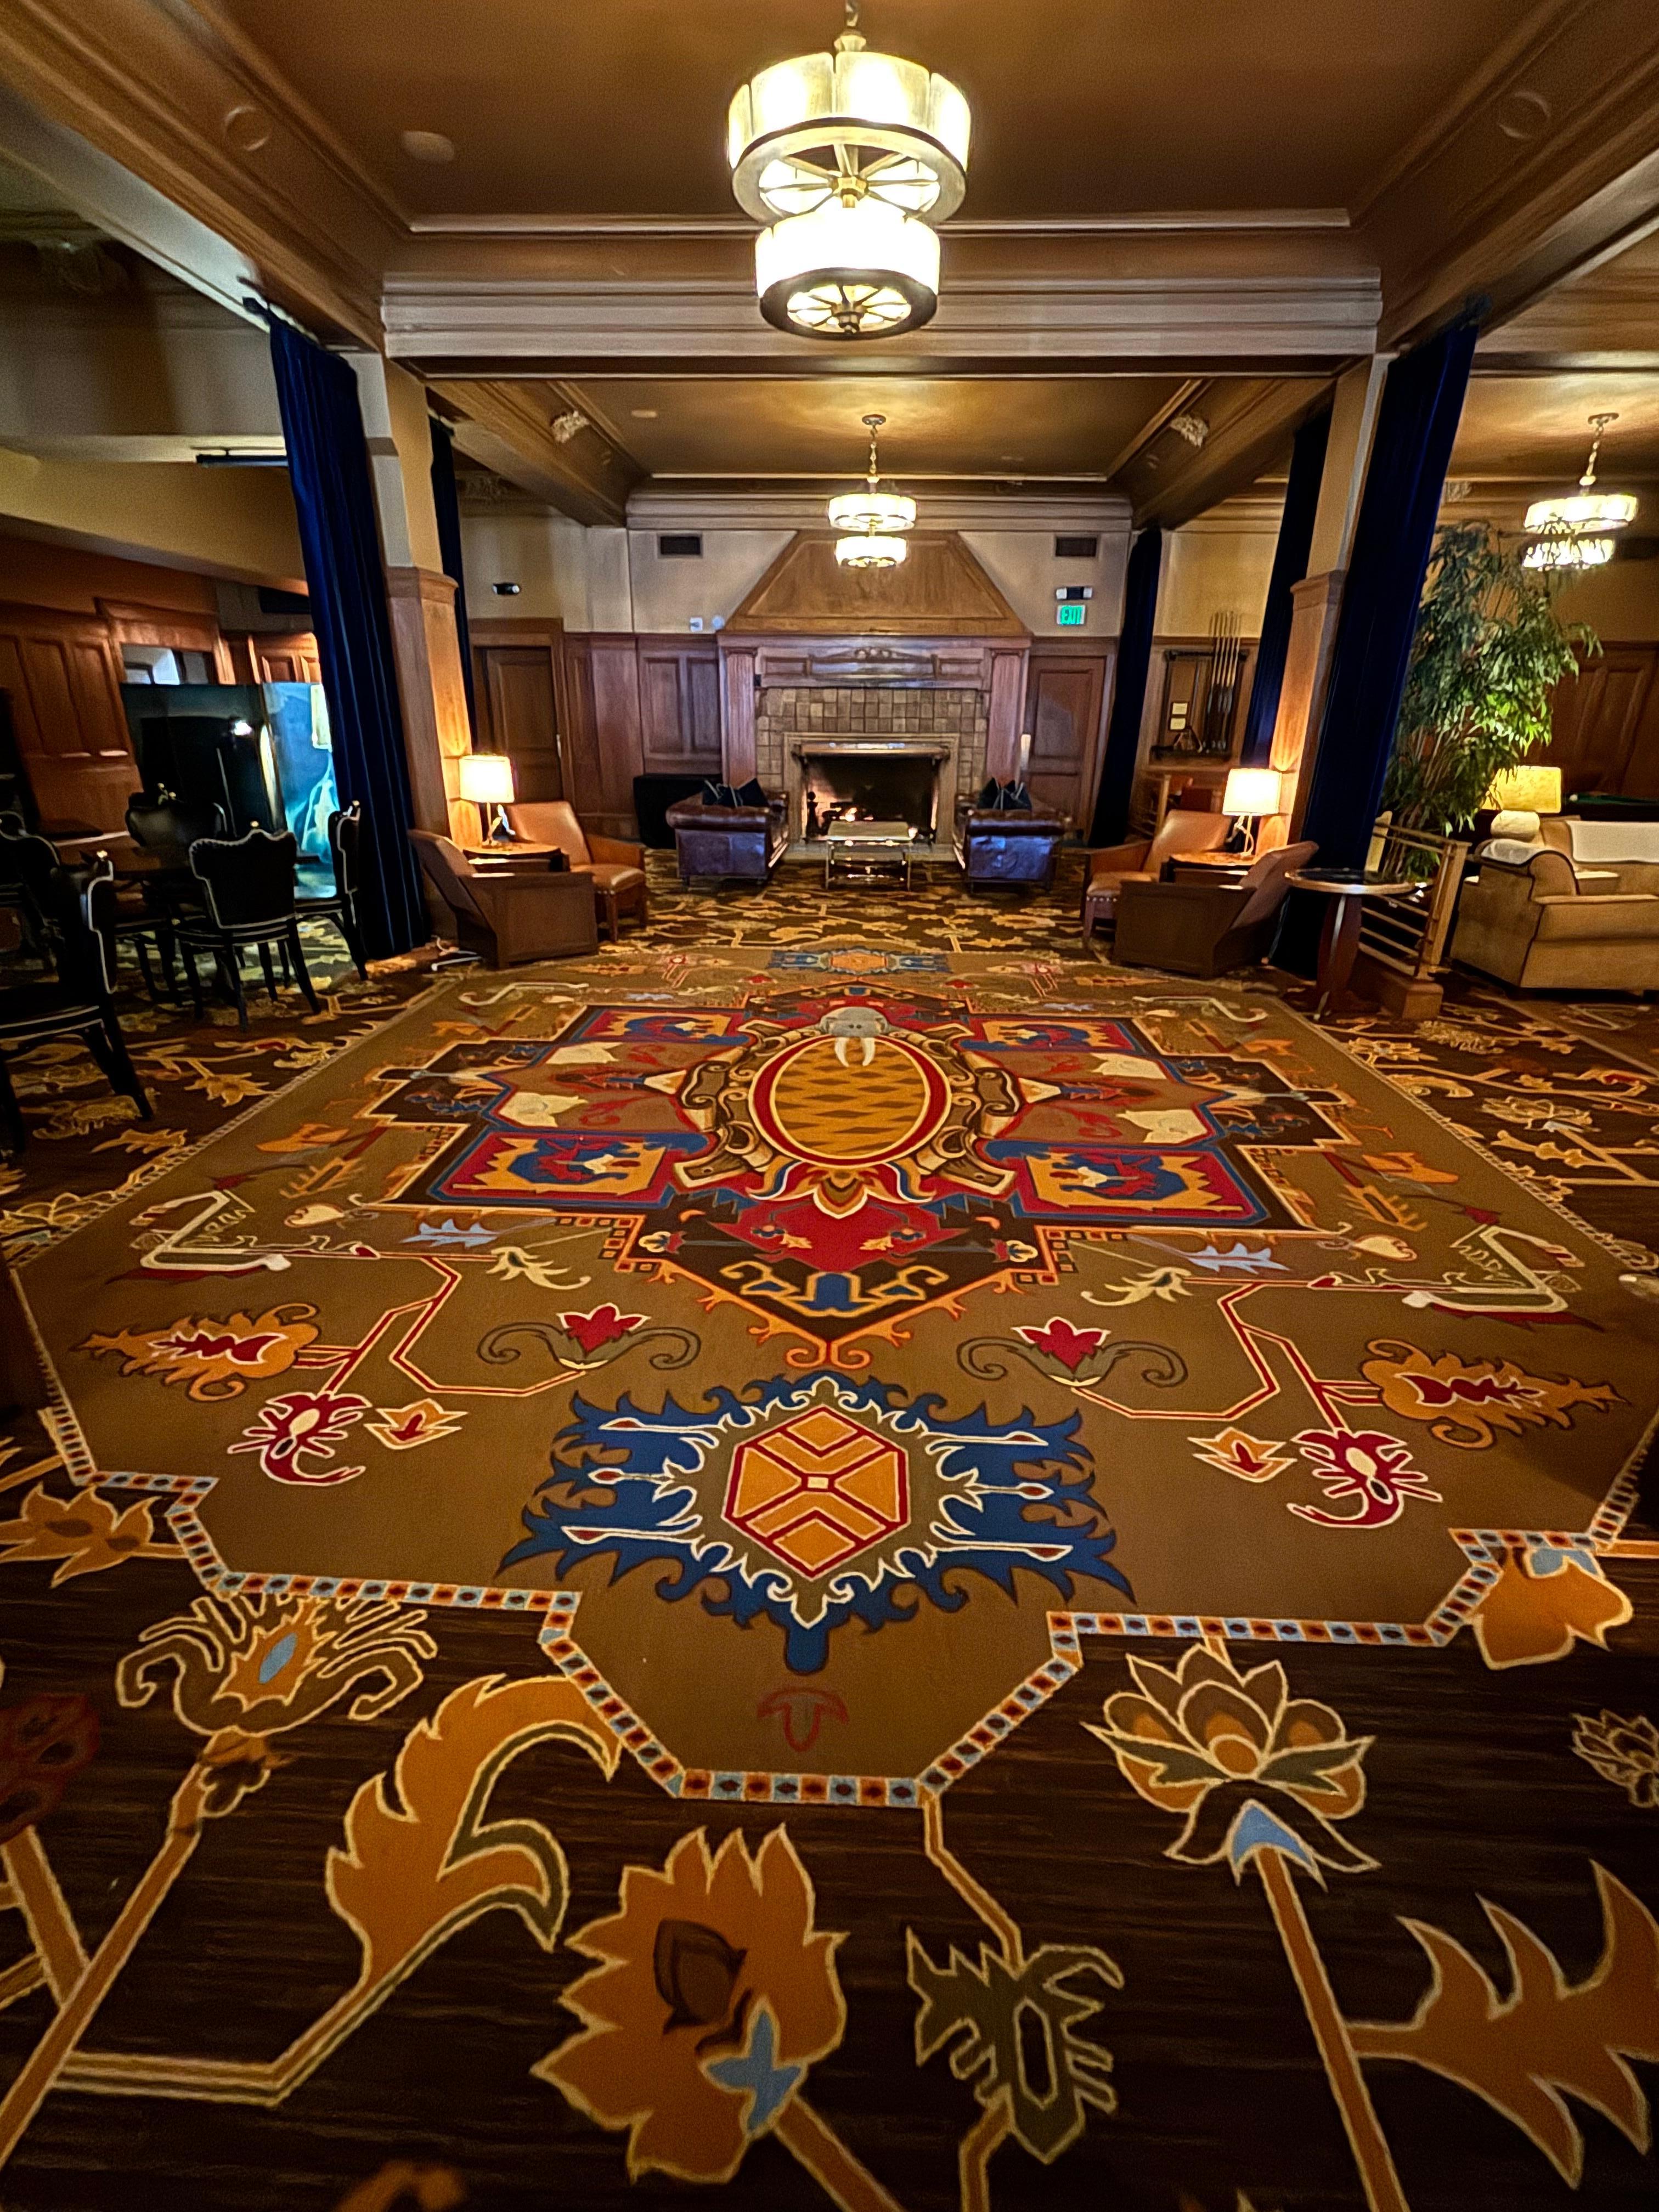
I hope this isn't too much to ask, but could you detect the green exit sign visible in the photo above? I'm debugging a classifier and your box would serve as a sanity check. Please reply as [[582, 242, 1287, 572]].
[[1056, 601, 1088, 627]]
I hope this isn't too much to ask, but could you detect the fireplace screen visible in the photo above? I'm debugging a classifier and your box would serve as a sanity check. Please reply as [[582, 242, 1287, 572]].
[[798, 743, 947, 843]]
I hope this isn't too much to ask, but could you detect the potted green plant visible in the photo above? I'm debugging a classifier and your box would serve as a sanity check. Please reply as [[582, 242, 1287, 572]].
[[1381, 520, 1597, 837]]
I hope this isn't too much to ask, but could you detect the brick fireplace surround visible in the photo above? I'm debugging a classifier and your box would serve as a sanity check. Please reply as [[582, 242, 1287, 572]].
[[756, 685, 989, 843]]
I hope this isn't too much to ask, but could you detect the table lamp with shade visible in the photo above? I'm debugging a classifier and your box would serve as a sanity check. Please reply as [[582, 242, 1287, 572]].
[[1483, 763, 1561, 843], [1221, 765, 1283, 856], [458, 752, 517, 843]]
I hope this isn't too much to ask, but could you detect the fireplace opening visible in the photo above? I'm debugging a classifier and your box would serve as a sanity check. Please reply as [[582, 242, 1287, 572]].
[[797, 743, 946, 843]]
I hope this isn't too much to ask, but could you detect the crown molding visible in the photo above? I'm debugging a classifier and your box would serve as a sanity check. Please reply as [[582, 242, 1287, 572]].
[[1359, 0, 1659, 343], [625, 487, 1133, 532], [0, 0, 397, 341], [409, 208, 1355, 240], [383, 272, 1382, 374]]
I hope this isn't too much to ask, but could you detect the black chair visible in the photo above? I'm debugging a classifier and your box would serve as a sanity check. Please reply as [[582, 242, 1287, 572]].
[[176, 828, 321, 1030], [0, 816, 57, 962], [125, 790, 227, 866], [0, 854, 152, 1152], [117, 789, 230, 1003], [295, 802, 368, 979]]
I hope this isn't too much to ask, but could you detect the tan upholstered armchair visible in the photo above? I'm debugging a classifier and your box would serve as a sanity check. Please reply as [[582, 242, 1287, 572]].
[[1113, 841, 1317, 978], [412, 832, 597, 967], [505, 800, 648, 939], [1081, 809, 1229, 937], [1453, 844, 1659, 992]]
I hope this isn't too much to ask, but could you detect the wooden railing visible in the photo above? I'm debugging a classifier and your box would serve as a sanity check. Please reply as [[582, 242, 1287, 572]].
[[1357, 820, 1469, 1000]]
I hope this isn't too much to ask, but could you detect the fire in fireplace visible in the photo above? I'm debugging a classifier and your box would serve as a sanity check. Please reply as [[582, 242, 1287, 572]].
[[796, 742, 949, 843]]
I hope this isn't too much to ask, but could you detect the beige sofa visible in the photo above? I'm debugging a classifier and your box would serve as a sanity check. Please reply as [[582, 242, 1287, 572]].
[[1453, 844, 1659, 991], [1539, 815, 1659, 895]]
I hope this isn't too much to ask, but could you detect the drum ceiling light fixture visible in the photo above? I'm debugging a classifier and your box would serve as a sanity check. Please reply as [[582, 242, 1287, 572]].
[[1522, 412, 1639, 570], [831, 415, 912, 567], [729, 2, 970, 341]]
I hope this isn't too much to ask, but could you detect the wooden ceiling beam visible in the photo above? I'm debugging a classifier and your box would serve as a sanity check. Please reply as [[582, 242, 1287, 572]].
[[431, 376, 643, 527], [1120, 377, 1333, 532], [1358, 0, 1659, 347]]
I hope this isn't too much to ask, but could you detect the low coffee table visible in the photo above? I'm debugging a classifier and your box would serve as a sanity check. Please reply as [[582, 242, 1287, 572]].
[[825, 818, 915, 891]]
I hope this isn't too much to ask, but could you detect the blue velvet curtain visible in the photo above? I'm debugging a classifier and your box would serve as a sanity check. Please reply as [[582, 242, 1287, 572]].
[[1089, 524, 1163, 847], [428, 416, 477, 742], [1298, 318, 1480, 872], [268, 320, 427, 960], [1238, 405, 1330, 766]]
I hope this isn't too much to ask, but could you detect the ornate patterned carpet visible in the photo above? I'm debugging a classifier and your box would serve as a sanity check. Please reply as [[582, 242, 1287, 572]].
[[0, 859, 1655, 2212]]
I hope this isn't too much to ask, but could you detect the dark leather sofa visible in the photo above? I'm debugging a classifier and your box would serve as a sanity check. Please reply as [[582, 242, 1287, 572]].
[[953, 804, 1066, 891], [667, 795, 791, 885]]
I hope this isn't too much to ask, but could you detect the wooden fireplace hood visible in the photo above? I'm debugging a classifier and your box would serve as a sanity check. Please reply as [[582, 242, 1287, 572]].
[[726, 532, 1029, 640]]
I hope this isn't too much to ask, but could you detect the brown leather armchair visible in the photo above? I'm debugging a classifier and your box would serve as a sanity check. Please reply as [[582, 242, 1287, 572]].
[[953, 805, 1065, 891], [1113, 841, 1317, 977], [1081, 809, 1229, 938], [504, 800, 648, 939], [667, 793, 790, 885], [411, 832, 598, 967]]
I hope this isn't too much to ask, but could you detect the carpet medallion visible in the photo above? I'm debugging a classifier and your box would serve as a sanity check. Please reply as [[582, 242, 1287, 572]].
[[15, 947, 1655, 1803]]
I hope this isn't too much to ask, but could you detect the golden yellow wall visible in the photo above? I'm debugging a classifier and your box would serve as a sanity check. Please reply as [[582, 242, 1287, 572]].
[[0, 449, 305, 590]]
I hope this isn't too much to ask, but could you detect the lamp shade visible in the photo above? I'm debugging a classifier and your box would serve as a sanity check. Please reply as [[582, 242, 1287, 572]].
[[755, 196, 939, 339], [1222, 767, 1283, 817], [1483, 764, 1561, 815], [458, 753, 516, 806], [834, 533, 908, 569]]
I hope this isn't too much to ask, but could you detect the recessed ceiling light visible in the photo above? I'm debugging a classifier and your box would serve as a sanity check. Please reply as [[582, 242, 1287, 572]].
[[400, 129, 455, 165], [630, 408, 659, 419]]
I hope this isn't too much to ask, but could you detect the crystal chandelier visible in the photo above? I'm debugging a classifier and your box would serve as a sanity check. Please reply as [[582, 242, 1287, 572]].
[[729, 3, 969, 341], [831, 415, 911, 567], [1523, 413, 1639, 571]]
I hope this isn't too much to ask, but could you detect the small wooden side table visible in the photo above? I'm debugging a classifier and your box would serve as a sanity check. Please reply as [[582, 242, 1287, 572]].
[[1167, 851, 1251, 885], [1286, 868, 1415, 1018]]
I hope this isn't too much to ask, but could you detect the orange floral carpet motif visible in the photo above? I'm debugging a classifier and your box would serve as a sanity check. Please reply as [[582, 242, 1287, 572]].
[[0, 877, 1653, 2211]]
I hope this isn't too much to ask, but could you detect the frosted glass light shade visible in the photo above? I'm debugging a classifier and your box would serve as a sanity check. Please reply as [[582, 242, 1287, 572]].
[[834, 533, 909, 569], [1522, 533, 1616, 571], [1484, 765, 1561, 815], [826, 486, 916, 533], [1222, 767, 1284, 817], [727, 40, 970, 223], [1522, 491, 1638, 534], [755, 197, 939, 339], [458, 754, 516, 806]]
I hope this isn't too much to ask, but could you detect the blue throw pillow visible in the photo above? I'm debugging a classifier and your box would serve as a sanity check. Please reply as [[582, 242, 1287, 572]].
[[700, 780, 740, 809], [735, 778, 766, 807]]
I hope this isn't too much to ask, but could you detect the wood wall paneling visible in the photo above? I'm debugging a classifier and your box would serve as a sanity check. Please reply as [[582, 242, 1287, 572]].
[[1023, 642, 1114, 828], [637, 640, 722, 774], [585, 635, 646, 834], [1541, 645, 1659, 797], [0, 603, 136, 831], [97, 599, 235, 682]]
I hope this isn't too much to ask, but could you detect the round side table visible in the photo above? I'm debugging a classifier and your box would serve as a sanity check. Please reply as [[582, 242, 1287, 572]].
[[1285, 868, 1416, 1018]]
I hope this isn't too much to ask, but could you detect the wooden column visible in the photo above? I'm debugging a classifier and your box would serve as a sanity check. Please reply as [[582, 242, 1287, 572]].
[[1258, 569, 1346, 849], [1256, 356, 1389, 852], [383, 566, 475, 840]]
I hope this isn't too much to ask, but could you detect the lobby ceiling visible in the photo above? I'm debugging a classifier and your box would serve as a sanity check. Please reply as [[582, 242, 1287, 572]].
[[0, 2, 1656, 532], [212, 0, 1525, 222]]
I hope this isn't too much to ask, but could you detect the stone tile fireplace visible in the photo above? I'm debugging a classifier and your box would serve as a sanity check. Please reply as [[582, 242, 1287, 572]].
[[757, 684, 988, 847]]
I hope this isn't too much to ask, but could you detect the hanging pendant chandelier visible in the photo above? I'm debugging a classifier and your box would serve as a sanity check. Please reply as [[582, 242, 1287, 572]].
[[730, 3, 969, 341], [828, 412, 915, 547], [1523, 412, 1639, 571], [831, 415, 911, 567]]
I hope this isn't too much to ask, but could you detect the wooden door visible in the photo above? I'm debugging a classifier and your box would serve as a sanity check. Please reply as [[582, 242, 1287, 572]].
[[0, 605, 136, 832], [476, 644, 565, 803], [1543, 646, 1659, 795], [1023, 646, 1112, 828]]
